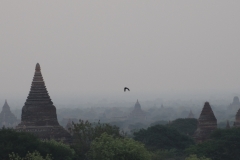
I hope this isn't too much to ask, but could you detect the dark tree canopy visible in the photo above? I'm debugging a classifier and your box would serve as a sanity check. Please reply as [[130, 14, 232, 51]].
[[0, 129, 74, 160], [167, 118, 198, 136], [185, 128, 240, 160], [133, 124, 194, 151], [70, 119, 123, 159]]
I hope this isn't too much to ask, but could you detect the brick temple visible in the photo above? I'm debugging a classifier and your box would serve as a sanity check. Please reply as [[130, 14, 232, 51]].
[[15, 63, 72, 143], [233, 108, 240, 127], [193, 102, 217, 143]]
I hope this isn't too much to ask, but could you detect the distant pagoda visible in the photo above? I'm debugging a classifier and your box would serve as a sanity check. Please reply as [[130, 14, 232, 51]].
[[233, 108, 240, 127], [193, 102, 217, 143], [0, 100, 18, 128], [187, 110, 195, 118], [16, 63, 71, 143], [228, 96, 240, 110], [129, 100, 146, 120]]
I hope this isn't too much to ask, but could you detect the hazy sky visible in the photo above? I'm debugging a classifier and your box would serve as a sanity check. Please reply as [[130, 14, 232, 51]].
[[0, 1, 240, 106]]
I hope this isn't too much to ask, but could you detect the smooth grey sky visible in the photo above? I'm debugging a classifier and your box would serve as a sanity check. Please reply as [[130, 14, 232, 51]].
[[0, 1, 240, 105]]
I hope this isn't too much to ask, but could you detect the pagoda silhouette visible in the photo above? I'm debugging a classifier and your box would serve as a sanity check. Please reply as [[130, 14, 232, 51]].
[[15, 63, 71, 143]]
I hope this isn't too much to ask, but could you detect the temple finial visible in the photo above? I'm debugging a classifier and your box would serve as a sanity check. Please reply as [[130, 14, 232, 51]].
[[4, 99, 8, 105], [35, 63, 41, 71]]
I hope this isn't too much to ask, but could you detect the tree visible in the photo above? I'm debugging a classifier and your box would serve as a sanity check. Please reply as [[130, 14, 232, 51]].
[[151, 149, 179, 160], [185, 128, 240, 160], [38, 139, 75, 160], [134, 125, 194, 151], [9, 151, 52, 160], [70, 119, 123, 159], [0, 128, 40, 160], [87, 133, 151, 160], [185, 155, 211, 160], [0, 129, 75, 160], [167, 118, 198, 136]]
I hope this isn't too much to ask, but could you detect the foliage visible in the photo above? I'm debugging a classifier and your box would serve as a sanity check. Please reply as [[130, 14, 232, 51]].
[[151, 149, 182, 160], [70, 119, 123, 159], [0, 128, 40, 160], [134, 124, 194, 151], [185, 155, 211, 160], [128, 122, 148, 134], [150, 120, 168, 126], [39, 139, 75, 160], [185, 128, 240, 160], [167, 118, 198, 136], [0, 129, 74, 160], [9, 151, 52, 160], [87, 132, 151, 160]]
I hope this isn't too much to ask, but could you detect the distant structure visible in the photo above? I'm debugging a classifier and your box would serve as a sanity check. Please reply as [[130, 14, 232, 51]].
[[15, 63, 72, 143], [226, 120, 230, 129], [228, 96, 240, 110], [60, 118, 78, 128], [187, 110, 195, 118], [161, 104, 164, 109], [0, 100, 18, 128], [233, 107, 240, 127], [193, 102, 217, 143], [129, 100, 146, 121], [65, 119, 74, 134]]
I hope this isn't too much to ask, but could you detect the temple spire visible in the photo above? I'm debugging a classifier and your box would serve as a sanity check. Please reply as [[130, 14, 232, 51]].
[[0, 100, 18, 128], [193, 102, 217, 143], [36, 63, 41, 71], [188, 110, 194, 118], [16, 63, 71, 143], [3, 99, 10, 111], [20, 63, 56, 126]]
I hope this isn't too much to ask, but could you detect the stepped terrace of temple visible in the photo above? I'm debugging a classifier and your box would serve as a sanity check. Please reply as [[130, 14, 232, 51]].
[[15, 63, 72, 143], [193, 102, 217, 143]]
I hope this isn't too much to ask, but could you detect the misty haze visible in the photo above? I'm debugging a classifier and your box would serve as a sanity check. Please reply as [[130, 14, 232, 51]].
[[1, 1, 240, 160]]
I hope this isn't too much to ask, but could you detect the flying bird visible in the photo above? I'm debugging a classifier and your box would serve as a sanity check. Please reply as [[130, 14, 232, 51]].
[[124, 87, 130, 92]]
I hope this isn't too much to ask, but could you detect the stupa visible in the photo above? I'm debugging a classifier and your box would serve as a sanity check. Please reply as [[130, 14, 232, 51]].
[[15, 63, 72, 143], [129, 100, 146, 120], [193, 102, 217, 143], [187, 110, 195, 118], [228, 96, 240, 110], [65, 119, 73, 133], [0, 100, 18, 128], [233, 108, 240, 127]]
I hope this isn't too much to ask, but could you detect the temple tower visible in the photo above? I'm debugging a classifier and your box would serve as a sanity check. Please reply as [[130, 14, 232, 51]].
[[193, 102, 217, 143], [16, 63, 71, 143], [129, 100, 146, 121], [0, 100, 18, 128], [228, 96, 240, 110], [187, 110, 195, 118], [233, 108, 240, 127]]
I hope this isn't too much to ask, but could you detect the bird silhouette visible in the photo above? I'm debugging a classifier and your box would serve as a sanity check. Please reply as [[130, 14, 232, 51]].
[[124, 87, 130, 92]]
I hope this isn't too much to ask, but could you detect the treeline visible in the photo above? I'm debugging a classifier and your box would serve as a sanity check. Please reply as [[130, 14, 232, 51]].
[[1, 118, 238, 160]]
